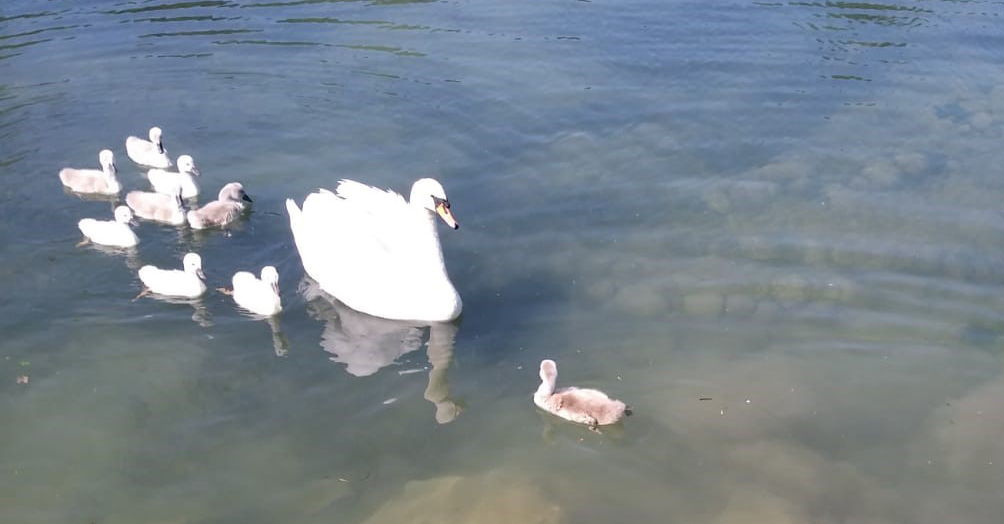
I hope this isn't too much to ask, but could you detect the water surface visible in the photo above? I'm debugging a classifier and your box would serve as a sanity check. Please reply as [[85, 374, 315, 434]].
[[2, 1, 1004, 523]]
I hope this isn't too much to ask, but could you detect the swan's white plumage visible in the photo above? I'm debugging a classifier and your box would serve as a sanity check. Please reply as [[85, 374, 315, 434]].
[[533, 359, 628, 427], [232, 266, 282, 316], [78, 206, 138, 248], [138, 253, 207, 298], [286, 178, 461, 322], [126, 189, 186, 225], [148, 154, 200, 198], [59, 149, 120, 195], [187, 182, 251, 229], [126, 126, 171, 168]]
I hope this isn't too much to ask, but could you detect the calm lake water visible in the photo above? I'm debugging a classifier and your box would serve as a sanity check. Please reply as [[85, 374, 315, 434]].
[[3, 0, 1004, 522]]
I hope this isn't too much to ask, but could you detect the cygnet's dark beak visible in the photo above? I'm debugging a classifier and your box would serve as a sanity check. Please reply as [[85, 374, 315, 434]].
[[242, 193, 253, 203], [197, 269, 207, 281], [157, 142, 165, 154]]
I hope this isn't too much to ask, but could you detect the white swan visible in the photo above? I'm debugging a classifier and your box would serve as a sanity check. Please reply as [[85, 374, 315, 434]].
[[533, 359, 629, 429], [227, 266, 282, 316], [126, 188, 187, 225], [187, 182, 252, 230], [286, 178, 462, 322], [77, 206, 138, 248], [59, 149, 120, 195], [126, 126, 171, 168], [147, 154, 200, 198], [138, 252, 207, 298]]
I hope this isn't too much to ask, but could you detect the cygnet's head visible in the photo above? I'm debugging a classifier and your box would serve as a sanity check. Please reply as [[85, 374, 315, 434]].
[[149, 126, 165, 151], [219, 182, 253, 203], [114, 206, 135, 225], [177, 155, 200, 177], [410, 178, 458, 230], [260, 265, 279, 285], [539, 359, 558, 383], [183, 252, 206, 280], [98, 149, 116, 173]]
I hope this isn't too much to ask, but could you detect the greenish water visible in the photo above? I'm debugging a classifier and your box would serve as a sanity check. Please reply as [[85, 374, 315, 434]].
[[2, 0, 1004, 522]]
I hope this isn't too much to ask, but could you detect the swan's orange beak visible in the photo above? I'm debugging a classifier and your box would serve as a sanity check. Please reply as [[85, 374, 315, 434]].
[[436, 201, 459, 230]]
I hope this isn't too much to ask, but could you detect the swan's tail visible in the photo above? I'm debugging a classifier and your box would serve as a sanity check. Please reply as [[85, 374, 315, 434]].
[[286, 198, 314, 277], [286, 198, 305, 251], [285, 198, 302, 233]]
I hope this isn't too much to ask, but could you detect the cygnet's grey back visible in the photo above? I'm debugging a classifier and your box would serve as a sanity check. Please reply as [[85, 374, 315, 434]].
[[188, 182, 252, 229], [126, 189, 186, 224], [59, 149, 118, 194]]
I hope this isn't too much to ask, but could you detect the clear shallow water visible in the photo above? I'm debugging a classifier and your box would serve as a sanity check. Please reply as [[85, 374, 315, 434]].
[[2, 0, 1004, 522]]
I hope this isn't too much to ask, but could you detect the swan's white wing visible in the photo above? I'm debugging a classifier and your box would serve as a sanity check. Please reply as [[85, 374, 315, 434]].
[[332, 180, 423, 259], [334, 179, 407, 210], [294, 188, 412, 301]]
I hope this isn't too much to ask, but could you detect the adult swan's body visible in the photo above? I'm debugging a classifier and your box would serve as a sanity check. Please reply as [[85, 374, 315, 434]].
[[286, 178, 462, 322]]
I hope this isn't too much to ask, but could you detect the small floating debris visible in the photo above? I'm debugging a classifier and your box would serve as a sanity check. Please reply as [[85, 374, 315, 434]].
[[382, 398, 397, 405], [699, 397, 712, 401], [16, 375, 29, 385], [397, 368, 424, 375]]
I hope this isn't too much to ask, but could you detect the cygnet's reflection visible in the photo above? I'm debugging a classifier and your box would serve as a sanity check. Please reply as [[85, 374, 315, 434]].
[[140, 293, 213, 327], [84, 242, 144, 272], [300, 276, 462, 424], [265, 316, 291, 357]]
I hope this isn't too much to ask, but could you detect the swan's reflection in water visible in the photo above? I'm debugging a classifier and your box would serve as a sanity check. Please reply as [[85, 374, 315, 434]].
[[300, 276, 462, 424]]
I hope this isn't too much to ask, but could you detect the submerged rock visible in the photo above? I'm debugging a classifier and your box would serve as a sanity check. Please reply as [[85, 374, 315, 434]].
[[610, 283, 668, 317], [360, 472, 565, 524], [683, 291, 724, 316], [723, 294, 757, 318], [771, 274, 812, 303]]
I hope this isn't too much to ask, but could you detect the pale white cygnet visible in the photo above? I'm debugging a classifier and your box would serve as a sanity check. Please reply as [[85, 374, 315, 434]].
[[126, 187, 187, 225], [138, 252, 207, 298], [77, 206, 138, 248], [230, 265, 282, 316], [188, 182, 252, 230], [147, 154, 200, 198], [59, 149, 120, 195], [126, 126, 171, 168], [533, 359, 629, 428]]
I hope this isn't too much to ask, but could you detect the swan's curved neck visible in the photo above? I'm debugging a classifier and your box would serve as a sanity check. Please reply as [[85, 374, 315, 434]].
[[409, 206, 450, 279]]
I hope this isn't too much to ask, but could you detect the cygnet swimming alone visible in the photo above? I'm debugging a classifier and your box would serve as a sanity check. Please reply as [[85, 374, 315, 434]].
[[137, 252, 207, 299], [147, 154, 200, 198], [533, 359, 630, 429], [187, 182, 252, 230], [126, 126, 171, 168], [125, 187, 187, 225], [77, 206, 138, 248], [220, 265, 282, 316], [59, 149, 120, 195]]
